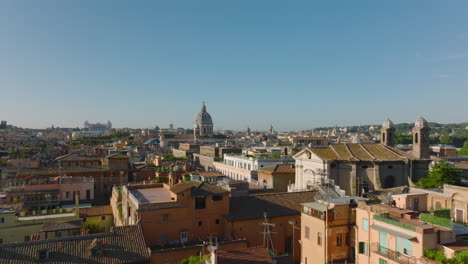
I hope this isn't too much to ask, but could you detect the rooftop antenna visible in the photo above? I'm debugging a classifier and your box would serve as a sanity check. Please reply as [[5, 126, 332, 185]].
[[260, 212, 276, 252]]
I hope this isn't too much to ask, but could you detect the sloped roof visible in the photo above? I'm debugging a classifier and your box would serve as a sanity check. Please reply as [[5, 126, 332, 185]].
[[257, 164, 295, 174], [170, 181, 229, 196], [298, 143, 409, 162], [226, 191, 317, 221], [199, 171, 225, 178], [217, 246, 273, 264], [0, 225, 150, 264], [80, 206, 113, 218], [55, 152, 102, 162], [106, 153, 128, 159], [41, 220, 82, 232]]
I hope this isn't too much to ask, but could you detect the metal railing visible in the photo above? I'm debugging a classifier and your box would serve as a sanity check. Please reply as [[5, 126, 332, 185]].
[[371, 243, 416, 264]]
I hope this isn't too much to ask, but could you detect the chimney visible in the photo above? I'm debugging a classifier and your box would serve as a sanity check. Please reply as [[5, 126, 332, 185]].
[[207, 244, 218, 264], [75, 193, 80, 216]]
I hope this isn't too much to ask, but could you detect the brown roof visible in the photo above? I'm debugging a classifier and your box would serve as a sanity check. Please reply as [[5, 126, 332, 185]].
[[41, 220, 82, 232], [257, 164, 295, 174], [217, 246, 273, 264], [106, 153, 129, 159], [226, 191, 317, 221], [442, 240, 468, 251], [170, 181, 229, 196], [199, 171, 225, 178], [0, 225, 150, 264], [302, 143, 409, 162], [55, 152, 102, 162], [80, 206, 113, 218]]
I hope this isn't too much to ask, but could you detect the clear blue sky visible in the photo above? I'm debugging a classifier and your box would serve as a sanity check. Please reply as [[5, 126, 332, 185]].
[[1, 1, 467, 131]]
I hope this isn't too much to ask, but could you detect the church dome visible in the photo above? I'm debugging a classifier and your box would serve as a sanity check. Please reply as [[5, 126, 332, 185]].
[[382, 119, 394, 128], [195, 103, 212, 124], [414, 117, 428, 128]]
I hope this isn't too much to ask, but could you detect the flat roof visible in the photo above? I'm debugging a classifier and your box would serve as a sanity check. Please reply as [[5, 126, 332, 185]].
[[129, 187, 174, 204]]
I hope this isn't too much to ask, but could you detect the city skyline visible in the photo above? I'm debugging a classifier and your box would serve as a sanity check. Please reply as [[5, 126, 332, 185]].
[[2, 1, 468, 130]]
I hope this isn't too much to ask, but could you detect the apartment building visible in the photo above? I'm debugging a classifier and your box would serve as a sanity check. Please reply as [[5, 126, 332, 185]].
[[301, 196, 361, 264], [355, 202, 457, 264], [111, 181, 230, 248]]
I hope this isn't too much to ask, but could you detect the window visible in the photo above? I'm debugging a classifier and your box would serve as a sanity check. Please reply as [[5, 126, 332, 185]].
[[215, 219, 220, 225], [212, 195, 223, 201], [162, 214, 169, 223], [195, 197, 206, 209], [24, 236, 30, 242], [38, 249, 49, 260], [337, 233, 343, 247], [345, 233, 350, 246], [379, 259, 388, 264], [363, 218, 369, 231], [359, 242, 369, 255], [198, 221, 203, 227], [101, 215, 106, 221], [65, 192, 69, 199], [0, 217, 4, 223], [83, 218, 87, 222], [304, 226, 310, 239], [317, 232, 322, 246]]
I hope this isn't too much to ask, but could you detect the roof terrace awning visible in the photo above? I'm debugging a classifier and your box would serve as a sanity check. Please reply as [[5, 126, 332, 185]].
[[370, 224, 417, 241]]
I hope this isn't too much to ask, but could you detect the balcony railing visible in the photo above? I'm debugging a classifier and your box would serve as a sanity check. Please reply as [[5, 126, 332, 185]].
[[371, 243, 416, 264]]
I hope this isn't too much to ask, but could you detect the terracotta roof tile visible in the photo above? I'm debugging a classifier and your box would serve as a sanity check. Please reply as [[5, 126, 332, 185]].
[[217, 246, 273, 264], [41, 220, 82, 232], [0, 225, 150, 264]]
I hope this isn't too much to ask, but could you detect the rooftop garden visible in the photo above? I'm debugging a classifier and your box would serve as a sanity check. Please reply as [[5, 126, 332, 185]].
[[420, 213, 453, 229], [374, 214, 416, 231]]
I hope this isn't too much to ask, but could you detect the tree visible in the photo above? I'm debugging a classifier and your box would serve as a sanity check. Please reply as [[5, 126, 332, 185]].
[[416, 161, 461, 188], [458, 141, 468, 155], [82, 221, 105, 234]]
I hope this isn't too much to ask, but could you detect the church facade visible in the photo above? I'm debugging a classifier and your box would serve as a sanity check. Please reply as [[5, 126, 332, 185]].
[[289, 117, 432, 196]]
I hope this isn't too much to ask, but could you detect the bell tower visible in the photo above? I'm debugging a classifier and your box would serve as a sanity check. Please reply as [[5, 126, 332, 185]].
[[381, 119, 395, 147], [412, 117, 431, 159]]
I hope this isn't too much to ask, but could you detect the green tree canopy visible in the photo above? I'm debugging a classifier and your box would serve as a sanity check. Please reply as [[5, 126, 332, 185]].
[[458, 141, 468, 155], [416, 161, 461, 188]]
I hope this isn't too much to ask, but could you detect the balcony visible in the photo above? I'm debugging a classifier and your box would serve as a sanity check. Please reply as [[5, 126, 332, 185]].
[[371, 243, 416, 264]]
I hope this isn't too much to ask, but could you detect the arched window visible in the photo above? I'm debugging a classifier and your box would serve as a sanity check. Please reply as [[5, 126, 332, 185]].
[[415, 133, 419, 144], [435, 201, 442, 209], [382, 133, 386, 142]]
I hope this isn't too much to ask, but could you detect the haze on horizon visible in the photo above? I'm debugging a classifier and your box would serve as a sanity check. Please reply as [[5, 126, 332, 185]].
[[1, 1, 467, 131]]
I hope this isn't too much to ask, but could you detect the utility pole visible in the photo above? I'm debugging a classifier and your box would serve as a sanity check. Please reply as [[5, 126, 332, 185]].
[[261, 212, 276, 252], [288, 220, 300, 258]]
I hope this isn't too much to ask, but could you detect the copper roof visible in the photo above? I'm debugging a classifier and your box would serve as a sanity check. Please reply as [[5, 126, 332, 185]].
[[0, 225, 150, 264]]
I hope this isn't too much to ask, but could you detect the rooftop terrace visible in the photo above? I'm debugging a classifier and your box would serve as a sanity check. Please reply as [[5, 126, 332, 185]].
[[129, 187, 174, 204]]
